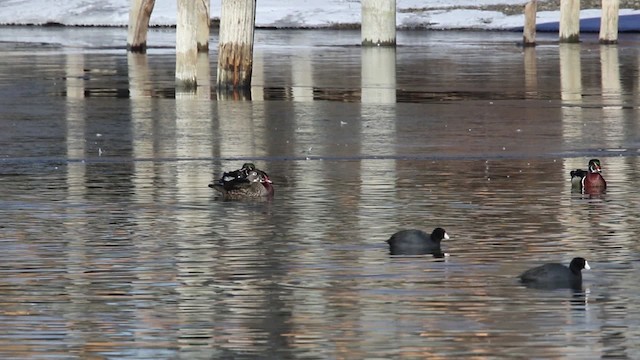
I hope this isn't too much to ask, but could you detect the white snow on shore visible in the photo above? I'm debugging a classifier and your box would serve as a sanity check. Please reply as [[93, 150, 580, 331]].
[[1, 0, 638, 30]]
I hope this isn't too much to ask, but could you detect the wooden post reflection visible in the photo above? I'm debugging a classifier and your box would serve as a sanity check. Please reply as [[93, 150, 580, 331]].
[[600, 45, 623, 137], [560, 43, 583, 142], [174, 89, 216, 348], [361, 47, 396, 104], [64, 53, 89, 331], [65, 52, 86, 198], [559, 44, 582, 103], [128, 52, 153, 98], [600, 45, 625, 189], [292, 48, 313, 101], [216, 96, 263, 165], [196, 52, 211, 99], [359, 47, 396, 231], [523, 46, 537, 98], [175, 90, 213, 221], [128, 52, 155, 203], [360, 46, 397, 234], [251, 51, 265, 101]]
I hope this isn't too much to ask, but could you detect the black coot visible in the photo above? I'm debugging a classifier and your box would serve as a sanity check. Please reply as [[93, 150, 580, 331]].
[[519, 257, 590, 289], [386, 227, 449, 256]]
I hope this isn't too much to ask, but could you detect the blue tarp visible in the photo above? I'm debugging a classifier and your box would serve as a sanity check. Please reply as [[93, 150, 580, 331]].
[[514, 14, 640, 32]]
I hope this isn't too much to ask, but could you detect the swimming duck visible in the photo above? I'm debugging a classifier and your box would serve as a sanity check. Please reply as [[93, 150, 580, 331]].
[[386, 227, 449, 256], [219, 163, 256, 182], [519, 257, 590, 290], [570, 159, 606, 194], [209, 164, 274, 200]]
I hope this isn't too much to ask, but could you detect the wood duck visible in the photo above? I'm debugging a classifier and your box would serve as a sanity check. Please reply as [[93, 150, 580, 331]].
[[209, 164, 274, 200], [219, 163, 256, 182], [570, 159, 606, 194]]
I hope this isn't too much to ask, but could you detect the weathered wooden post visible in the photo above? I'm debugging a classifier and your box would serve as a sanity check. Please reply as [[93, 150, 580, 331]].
[[127, 0, 156, 52], [217, 0, 257, 93], [523, 0, 537, 46], [176, 0, 198, 90], [559, 0, 580, 43], [197, 0, 211, 51], [599, 0, 619, 44], [361, 0, 396, 46]]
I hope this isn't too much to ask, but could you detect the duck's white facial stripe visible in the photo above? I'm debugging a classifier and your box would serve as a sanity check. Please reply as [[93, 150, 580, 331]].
[[584, 261, 591, 270], [444, 232, 450, 240]]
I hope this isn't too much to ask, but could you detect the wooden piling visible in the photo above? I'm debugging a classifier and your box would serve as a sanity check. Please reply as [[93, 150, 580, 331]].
[[197, 0, 211, 52], [361, 0, 396, 46], [216, 0, 256, 93], [523, 0, 537, 46], [176, 0, 198, 90], [127, 0, 156, 53], [599, 0, 619, 44], [559, 0, 580, 43]]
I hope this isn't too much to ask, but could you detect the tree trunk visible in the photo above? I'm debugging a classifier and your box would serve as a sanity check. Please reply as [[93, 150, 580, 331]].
[[216, 0, 256, 93], [559, 0, 580, 43], [361, 0, 396, 46], [176, 0, 198, 90], [127, 0, 156, 53]]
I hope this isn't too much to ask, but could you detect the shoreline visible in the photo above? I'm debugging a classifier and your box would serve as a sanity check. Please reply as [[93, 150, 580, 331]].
[[2, 1, 640, 29]]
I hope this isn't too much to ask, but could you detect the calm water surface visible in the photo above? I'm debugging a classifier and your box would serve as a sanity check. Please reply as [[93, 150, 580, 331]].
[[1, 27, 640, 358]]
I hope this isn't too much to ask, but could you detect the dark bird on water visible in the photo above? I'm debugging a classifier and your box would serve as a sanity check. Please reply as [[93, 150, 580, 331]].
[[209, 163, 274, 200], [570, 158, 606, 195], [519, 257, 590, 290], [386, 227, 449, 256]]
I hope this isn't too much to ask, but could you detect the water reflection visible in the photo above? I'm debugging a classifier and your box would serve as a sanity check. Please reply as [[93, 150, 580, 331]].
[[523, 46, 537, 98], [3, 29, 640, 359], [361, 47, 396, 104]]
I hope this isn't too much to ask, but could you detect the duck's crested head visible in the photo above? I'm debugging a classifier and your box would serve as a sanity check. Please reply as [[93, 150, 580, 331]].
[[241, 163, 256, 171], [588, 159, 602, 173]]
